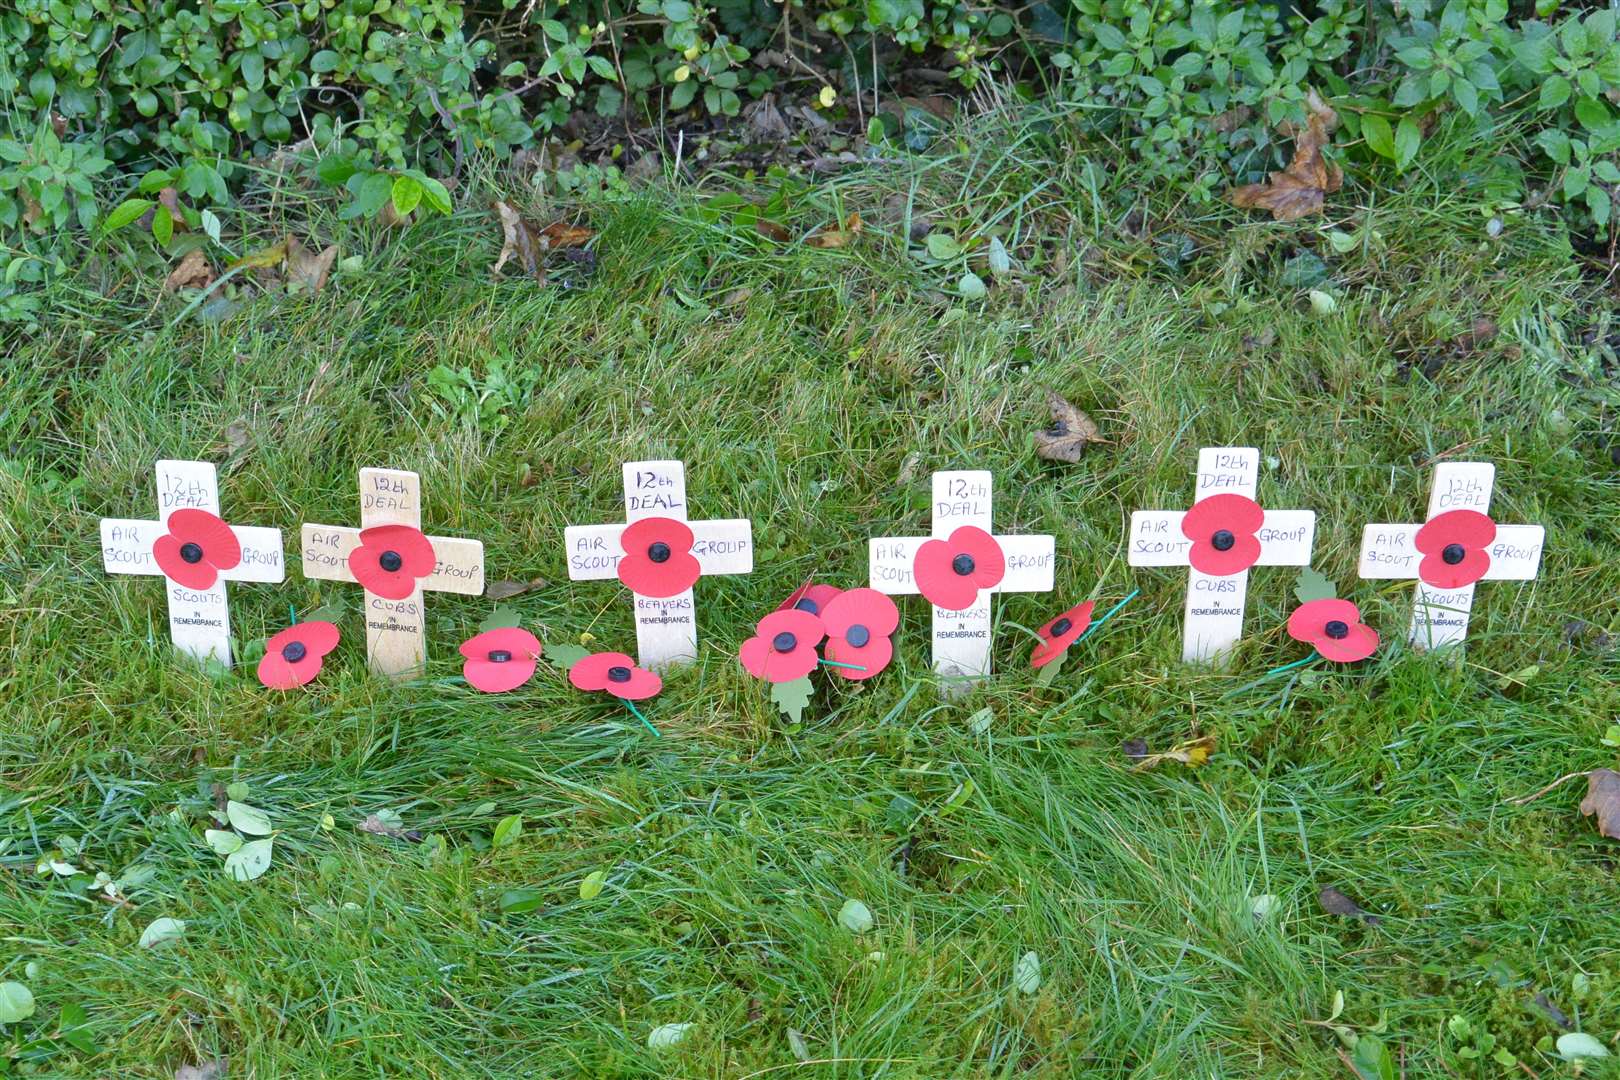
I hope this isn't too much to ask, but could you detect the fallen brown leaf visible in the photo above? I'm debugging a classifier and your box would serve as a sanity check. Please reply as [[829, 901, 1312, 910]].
[[175, 1060, 228, 1080], [491, 201, 594, 280], [1129, 734, 1216, 771], [1228, 90, 1342, 221], [286, 235, 338, 295], [755, 217, 791, 243], [806, 212, 862, 249], [222, 418, 250, 454], [1033, 389, 1102, 463], [357, 814, 421, 842], [1579, 769, 1620, 840], [1318, 886, 1380, 925], [164, 249, 215, 293], [485, 577, 547, 601]]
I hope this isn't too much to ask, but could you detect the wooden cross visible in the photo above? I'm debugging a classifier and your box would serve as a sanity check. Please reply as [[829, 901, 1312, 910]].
[[1358, 461, 1544, 649], [868, 470, 1055, 693], [99, 459, 285, 666], [563, 459, 754, 669], [1128, 447, 1316, 663], [300, 468, 485, 676]]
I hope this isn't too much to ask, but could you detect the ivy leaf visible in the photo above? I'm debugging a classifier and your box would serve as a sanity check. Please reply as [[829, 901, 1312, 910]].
[[546, 642, 592, 669], [1294, 566, 1338, 605], [770, 675, 814, 724], [479, 605, 525, 632], [224, 838, 274, 881]]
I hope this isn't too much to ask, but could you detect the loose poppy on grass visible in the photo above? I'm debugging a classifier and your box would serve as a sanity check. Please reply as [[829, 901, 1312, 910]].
[[152, 508, 242, 590], [257, 620, 340, 689], [913, 526, 1005, 610], [349, 523, 436, 600], [617, 516, 701, 598], [739, 609, 826, 683], [1181, 493, 1263, 576], [460, 626, 542, 693], [1030, 600, 1096, 669], [1287, 598, 1379, 662], [778, 581, 843, 616], [820, 588, 899, 680], [568, 651, 662, 700], [1414, 509, 1495, 589]]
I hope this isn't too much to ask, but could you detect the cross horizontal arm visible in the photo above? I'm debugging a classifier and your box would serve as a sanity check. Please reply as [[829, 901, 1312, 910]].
[[868, 534, 1055, 595], [102, 519, 284, 582], [1359, 523, 1544, 580], [563, 519, 754, 581], [300, 525, 485, 594]]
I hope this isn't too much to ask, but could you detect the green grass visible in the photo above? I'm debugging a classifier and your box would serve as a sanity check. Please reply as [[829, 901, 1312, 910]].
[[3, 112, 1619, 1077]]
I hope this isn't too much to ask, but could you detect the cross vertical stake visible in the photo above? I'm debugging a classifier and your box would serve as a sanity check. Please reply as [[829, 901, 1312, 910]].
[[99, 459, 286, 666], [300, 468, 485, 677]]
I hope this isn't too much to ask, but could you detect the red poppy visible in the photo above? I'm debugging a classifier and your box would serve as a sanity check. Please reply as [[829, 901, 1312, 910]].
[[460, 627, 542, 693], [257, 620, 340, 689], [821, 588, 899, 680], [1030, 600, 1097, 669], [152, 509, 242, 590], [1181, 494, 1264, 576], [913, 526, 1005, 611], [778, 581, 844, 617], [1414, 509, 1495, 589], [568, 651, 662, 700], [1287, 598, 1379, 663], [349, 524, 436, 600], [739, 609, 825, 683], [617, 517, 700, 598]]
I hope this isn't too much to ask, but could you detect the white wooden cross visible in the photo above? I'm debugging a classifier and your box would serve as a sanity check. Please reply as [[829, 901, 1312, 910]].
[[1358, 461, 1544, 649], [1128, 447, 1316, 663], [99, 459, 285, 666], [562, 459, 754, 669], [868, 470, 1054, 693], [300, 468, 485, 677]]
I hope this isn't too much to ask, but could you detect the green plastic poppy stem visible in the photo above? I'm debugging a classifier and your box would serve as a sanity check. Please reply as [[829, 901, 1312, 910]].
[[1263, 654, 1319, 677], [289, 603, 298, 626], [819, 658, 867, 671], [624, 699, 661, 737], [1071, 588, 1140, 646]]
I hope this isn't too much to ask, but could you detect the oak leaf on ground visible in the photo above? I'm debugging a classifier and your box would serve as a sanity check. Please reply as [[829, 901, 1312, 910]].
[[1228, 91, 1342, 221]]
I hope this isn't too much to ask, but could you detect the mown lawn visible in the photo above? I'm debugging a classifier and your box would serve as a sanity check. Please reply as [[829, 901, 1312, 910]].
[[3, 117, 1619, 1077]]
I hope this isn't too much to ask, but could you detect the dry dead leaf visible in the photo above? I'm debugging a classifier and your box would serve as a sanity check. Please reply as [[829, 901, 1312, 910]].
[[175, 1060, 228, 1080], [1129, 734, 1216, 771], [286, 235, 338, 295], [1228, 90, 1342, 221], [164, 249, 215, 293], [1579, 769, 1620, 840], [754, 217, 791, 243], [485, 577, 547, 601], [1318, 886, 1380, 925], [222, 418, 250, 454], [491, 201, 594, 280], [744, 95, 792, 140], [357, 814, 420, 842], [1033, 389, 1102, 463], [806, 212, 862, 249]]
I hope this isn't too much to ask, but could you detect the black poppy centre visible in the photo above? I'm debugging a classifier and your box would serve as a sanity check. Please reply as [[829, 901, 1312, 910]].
[[951, 554, 976, 576], [1441, 543, 1467, 565], [772, 632, 798, 652], [281, 640, 308, 662], [179, 542, 205, 564], [1210, 529, 1236, 552], [647, 541, 672, 563], [487, 649, 513, 663], [378, 550, 404, 572], [1050, 617, 1073, 638], [1323, 620, 1350, 640], [607, 665, 633, 683], [845, 625, 870, 647]]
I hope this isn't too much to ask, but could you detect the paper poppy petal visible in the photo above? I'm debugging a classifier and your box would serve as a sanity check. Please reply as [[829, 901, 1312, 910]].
[[779, 582, 843, 616], [1182, 493, 1265, 539], [758, 608, 826, 645], [268, 621, 341, 659], [739, 634, 820, 683], [1415, 509, 1497, 553], [824, 634, 892, 680], [1316, 621, 1379, 663], [169, 509, 243, 571], [350, 555, 416, 600], [358, 524, 436, 576], [622, 516, 695, 554], [1419, 547, 1491, 589], [1030, 601, 1096, 668], [619, 549, 701, 598], [821, 589, 900, 639], [459, 627, 542, 663], [1286, 598, 1360, 644], [954, 526, 1006, 590], [1189, 533, 1261, 576], [465, 655, 538, 693], [606, 667, 662, 700], [569, 651, 637, 692], [257, 651, 323, 690], [153, 533, 220, 589]]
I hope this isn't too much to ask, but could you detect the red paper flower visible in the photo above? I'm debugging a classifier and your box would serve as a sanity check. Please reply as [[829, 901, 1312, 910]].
[[1414, 509, 1495, 589], [152, 509, 242, 590], [778, 581, 844, 616], [1287, 598, 1379, 663], [1182, 493, 1264, 576], [1030, 601, 1097, 669], [569, 651, 662, 700], [739, 609, 826, 683], [257, 620, 340, 689], [617, 517, 700, 598], [821, 588, 899, 680], [913, 526, 1005, 610], [349, 524, 435, 600], [460, 627, 542, 693]]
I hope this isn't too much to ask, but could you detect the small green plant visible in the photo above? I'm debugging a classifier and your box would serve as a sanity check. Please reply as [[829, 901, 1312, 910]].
[[425, 361, 542, 432]]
